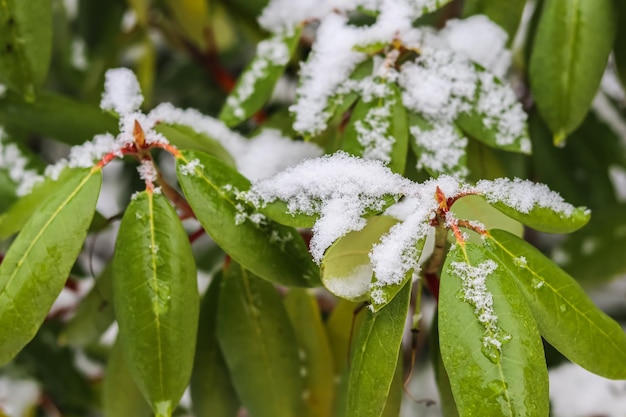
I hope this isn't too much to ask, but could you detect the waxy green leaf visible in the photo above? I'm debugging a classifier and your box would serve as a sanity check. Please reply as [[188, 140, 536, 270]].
[[322, 216, 398, 303], [430, 313, 459, 417], [343, 82, 408, 174], [220, 26, 302, 127], [284, 289, 335, 417], [103, 340, 152, 417], [346, 279, 411, 417], [0, 0, 52, 100], [190, 273, 240, 417], [113, 191, 199, 417], [218, 261, 303, 417], [0, 169, 80, 239], [462, 0, 526, 42], [60, 263, 114, 347], [475, 179, 591, 234], [485, 229, 626, 379], [529, 0, 616, 144], [0, 168, 101, 365], [439, 243, 549, 417], [0, 90, 119, 146], [176, 149, 320, 287], [155, 123, 235, 167]]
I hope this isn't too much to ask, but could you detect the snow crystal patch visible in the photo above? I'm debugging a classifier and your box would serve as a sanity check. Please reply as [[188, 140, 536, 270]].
[[137, 160, 157, 183], [449, 259, 511, 357], [476, 72, 528, 150], [179, 158, 203, 176], [370, 206, 431, 286], [411, 122, 468, 178], [476, 177, 576, 216], [440, 15, 511, 79], [246, 152, 413, 261], [100, 68, 144, 115], [398, 47, 477, 122]]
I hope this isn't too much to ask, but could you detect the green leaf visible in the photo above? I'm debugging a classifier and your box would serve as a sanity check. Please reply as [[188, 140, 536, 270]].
[[0, 0, 52, 100], [485, 229, 626, 379], [284, 289, 335, 417], [112, 191, 199, 416], [155, 123, 236, 166], [451, 195, 523, 240], [0, 168, 101, 365], [381, 354, 403, 417], [430, 313, 459, 417], [103, 339, 152, 417], [322, 216, 398, 302], [190, 273, 240, 417], [614, 0, 626, 88], [217, 261, 303, 417], [345, 279, 411, 417], [462, 0, 526, 42], [0, 168, 85, 239], [60, 263, 115, 347], [325, 299, 362, 374], [529, 0, 616, 144], [0, 90, 119, 146], [439, 243, 549, 417], [0, 169, 17, 212], [475, 178, 591, 234], [455, 66, 531, 155], [342, 81, 408, 174], [219, 26, 302, 127], [176, 149, 320, 287]]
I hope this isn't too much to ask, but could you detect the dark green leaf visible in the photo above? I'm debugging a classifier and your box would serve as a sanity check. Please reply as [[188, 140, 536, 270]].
[[0, 168, 101, 365], [103, 340, 152, 417], [113, 191, 199, 417], [60, 263, 114, 347], [0, 90, 119, 146], [346, 279, 411, 417], [529, 0, 616, 144], [217, 261, 303, 417], [439, 243, 549, 417], [322, 216, 398, 302], [0, 169, 17, 212], [462, 0, 526, 42], [0, 0, 52, 100], [220, 26, 302, 127], [380, 354, 403, 417], [155, 123, 235, 166], [284, 289, 335, 417], [190, 273, 240, 417], [176, 149, 320, 287], [485, 229, 626, 379], [342, 82, 408, 174]]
